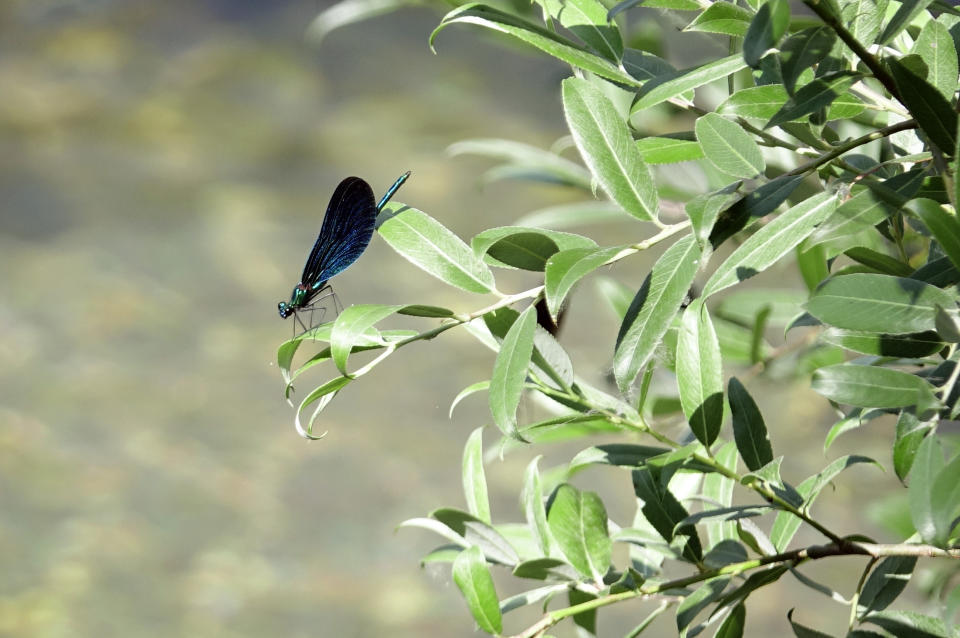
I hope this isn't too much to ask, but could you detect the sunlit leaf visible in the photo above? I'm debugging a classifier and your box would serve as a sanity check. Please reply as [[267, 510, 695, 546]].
[[614, 235, 701, 390], [453, 545, 503, 634], [563, 78, 659, 221], [379, 204, 496, 293]]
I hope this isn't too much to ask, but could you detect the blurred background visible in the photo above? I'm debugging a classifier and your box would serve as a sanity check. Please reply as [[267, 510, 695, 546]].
[[0, 1, 928, 636]]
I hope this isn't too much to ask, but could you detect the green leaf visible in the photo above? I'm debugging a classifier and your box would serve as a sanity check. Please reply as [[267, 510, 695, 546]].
[[522, 456, 551, 556], [728, 377, 774, 471], [531, 325, 575, 389], [542, 0, 623, 61], [797, 242, 829, 292], [545, 245, 626, 319], [547, 484, 612, 582], [770, 456, 879, 551], [863, 609, 954, 638], [432, 508, 520, 565], [636, 135, 705, 164], [677, 300, 724, 447], [709, 174, 804, 248], [294, 375, 352, 439], [489, 304, 537, 438], [718, 85, 790, 120], [463, 427, 491, 524], [684, 3, 753, 36], [843, 0, 887, 46], [810, 189, 892, 245], [743, 0, 790, 67], [632, 54, 749, 112], [765, 71, 861, 129], [894, 411, 933, 483], [686, 183, 743, 245], [887, 57, 958, 155], [397, 304, 455, 318], [715, 603, 746, 638], [453, 545, 503, 635], [703, 442, 739, 547], [485, 232, 559, 271], [499, 583, 569, 614], [909, 199, 960, 273], [677, 576, 732, 632], [431, 4, 639, 86], [330, 304, 401, 375], [614, 235, 701, 391], [563, 78, 658, 221], [821, 329, 945, 357], [696, 113, 766, 178], [703, 191, 837, 297], [779, 26, 837, 94], [878, 0, 937, 44], [806, 273, 959, 334], [569, 589, 598, 635], [812, 364, 939, 411], [569, 443, 674, 473], [633, 468, 704, 561], [857, 556, 917, 617], [911, 433, 946, 544], [844, 246, 914, 276], [930, 451, 960, 545], [912, 20, 958, 100], [378, 204, 496, 294], [512, 557, 577, 581], [473, 227, 596, 267]]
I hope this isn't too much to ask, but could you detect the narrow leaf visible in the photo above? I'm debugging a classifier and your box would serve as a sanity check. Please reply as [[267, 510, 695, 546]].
[[632, 54, 749, 112], [522, 456, 551, 555], [463, 427, 491, 524], [547, 484, 612, 582], [812, 364, 939, 411], [453, 545, 503, 635], [431, 4, 639, 86], [909, 198, 960, 273], [806, 273, 958, 334], [545, 245, 628, 318], [887, 57, 958, 154], [563, 78, 658, 221], [331, 304, 401, 375], [677, 300, 724, 447], [910, 432, 945, 544], [765, 71, 861, 129], [614, 235, 701, 390], [703, 191, 836, 297], [378, 204, 496, 293], [489, 304, 537, 437], [728, 377, 774, 471], [542, 0, 623, 60], [696, 113, 766, 178]]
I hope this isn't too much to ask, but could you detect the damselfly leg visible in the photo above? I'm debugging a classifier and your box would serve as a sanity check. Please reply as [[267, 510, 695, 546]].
[[291, 285, 342, 337]]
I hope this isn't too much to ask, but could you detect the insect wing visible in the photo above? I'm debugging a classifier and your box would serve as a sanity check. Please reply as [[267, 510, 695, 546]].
[[300, 177, 378, 287]]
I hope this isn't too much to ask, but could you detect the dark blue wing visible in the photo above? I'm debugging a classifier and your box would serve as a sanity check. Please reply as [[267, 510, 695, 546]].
[[300, 176, 378, 288]]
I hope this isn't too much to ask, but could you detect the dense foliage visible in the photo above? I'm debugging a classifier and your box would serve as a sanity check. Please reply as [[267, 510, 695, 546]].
[[282, 0, 960, 635]]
